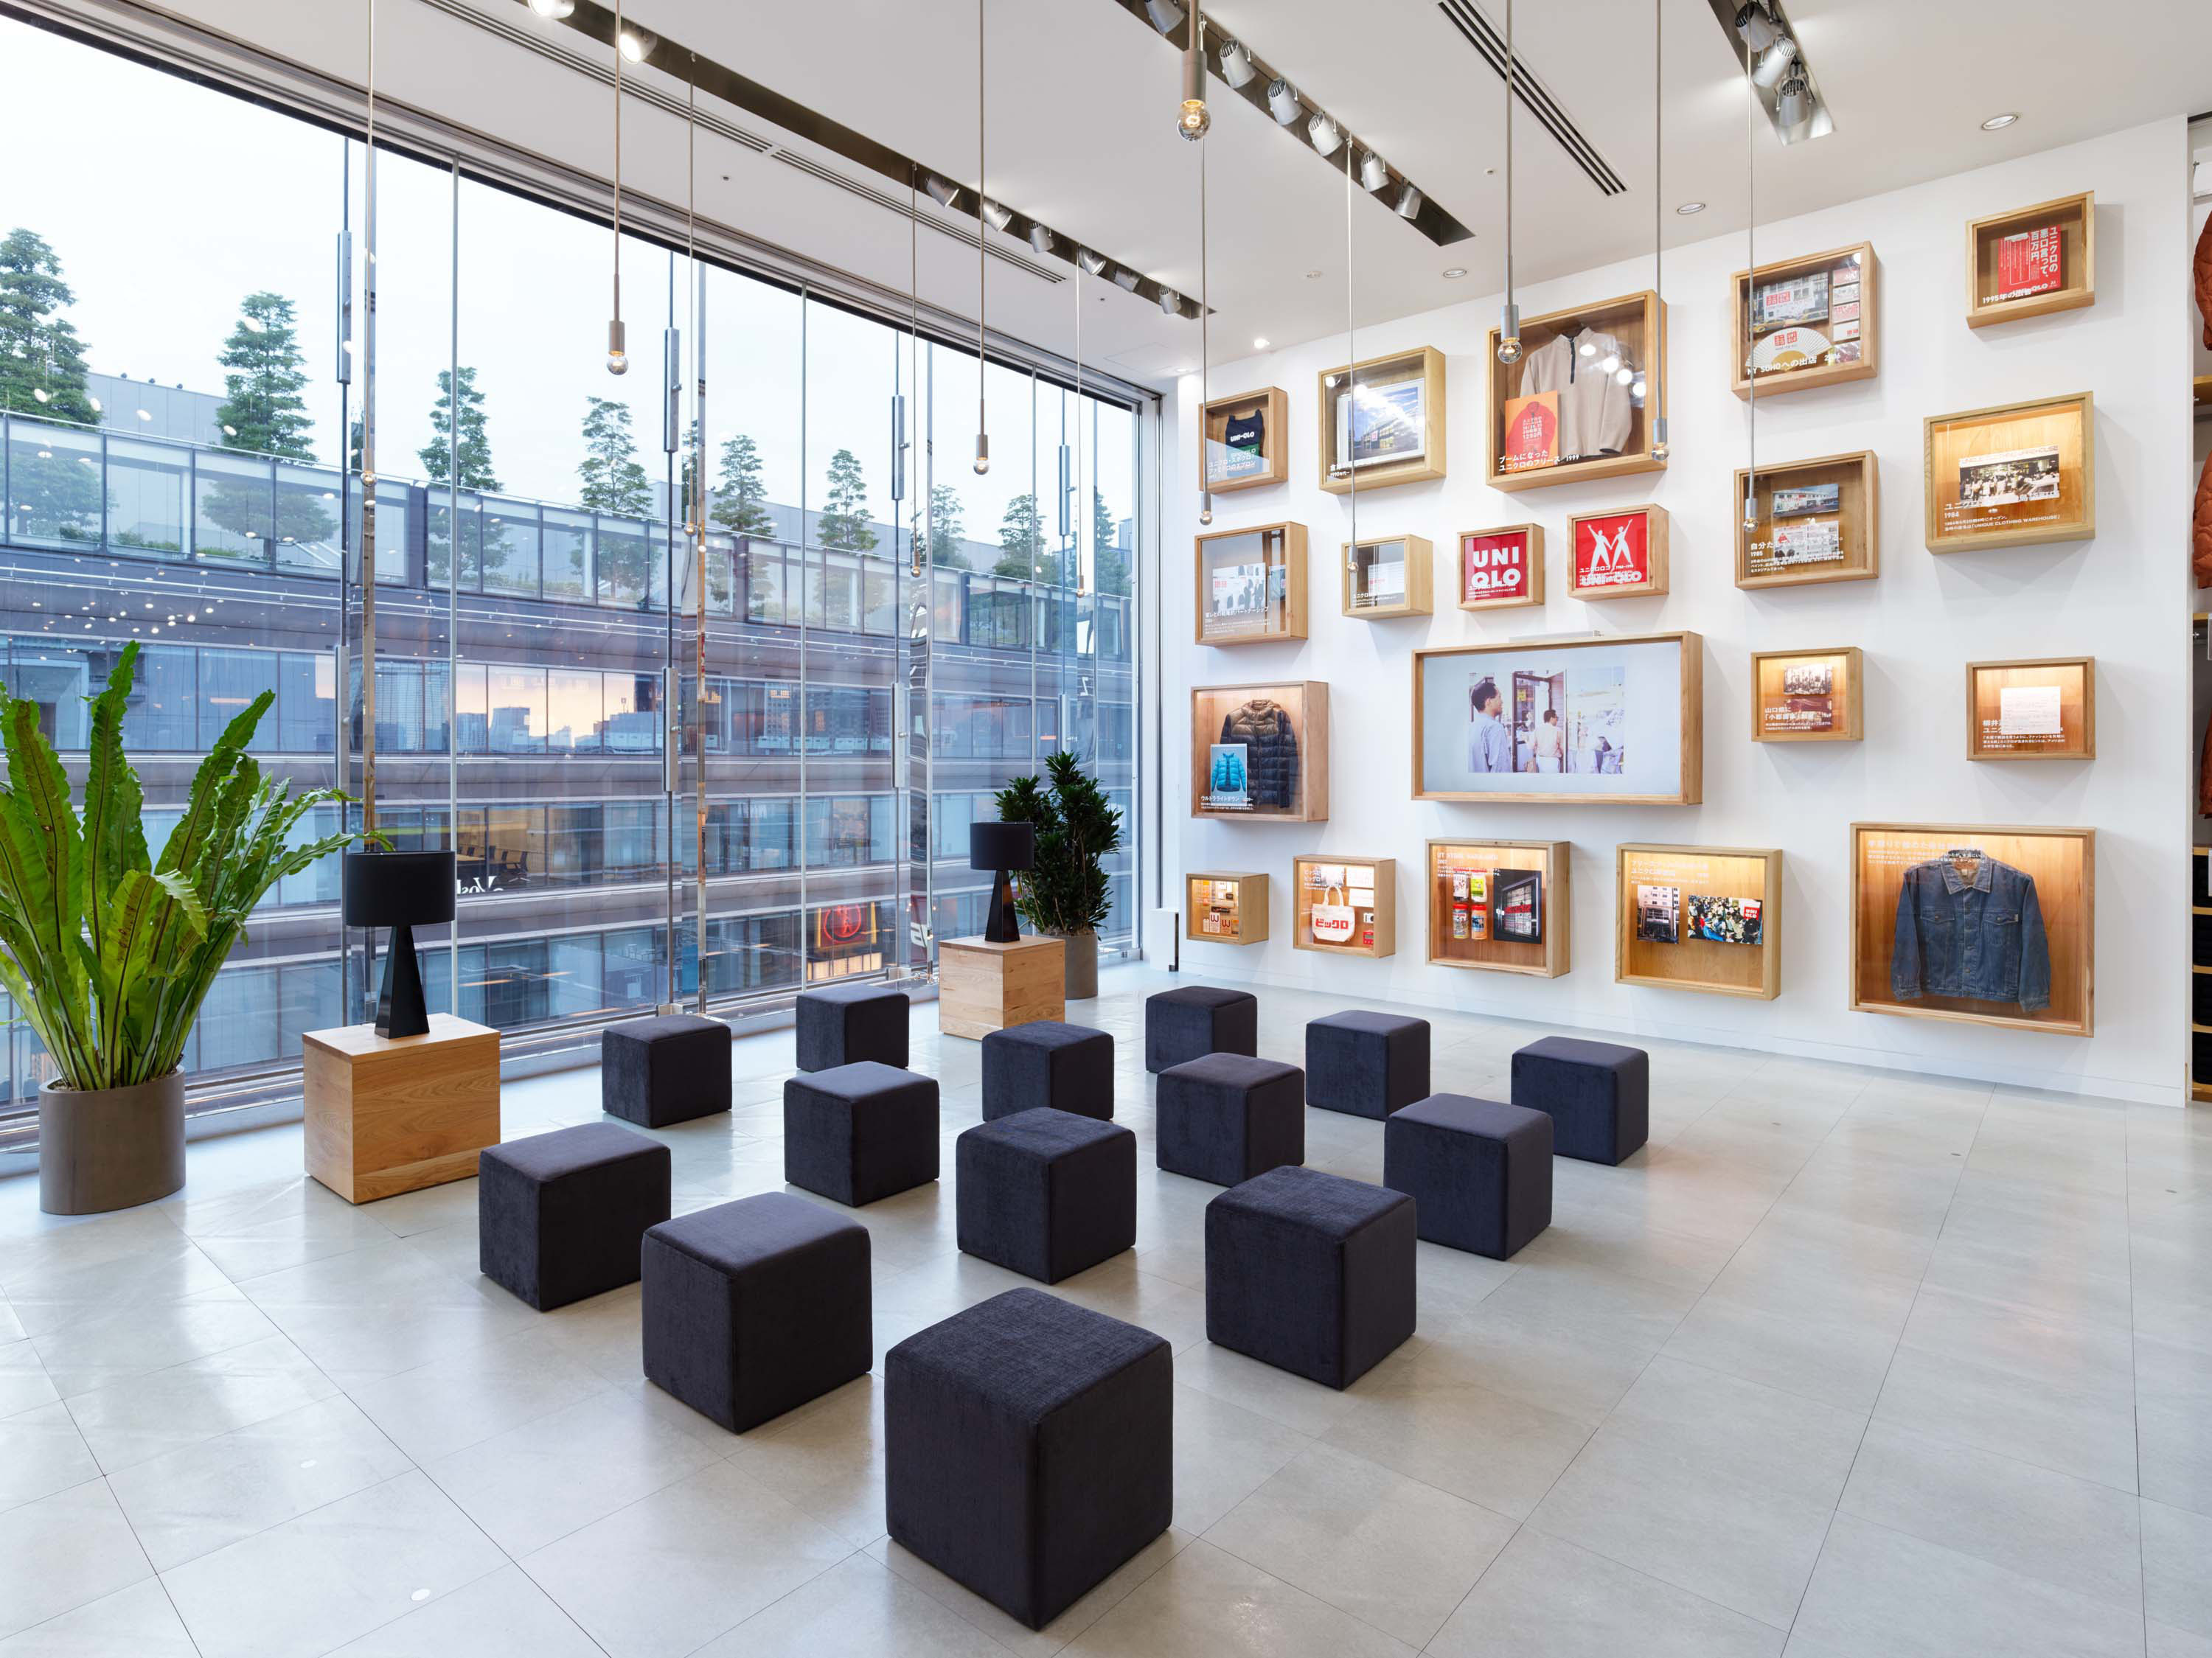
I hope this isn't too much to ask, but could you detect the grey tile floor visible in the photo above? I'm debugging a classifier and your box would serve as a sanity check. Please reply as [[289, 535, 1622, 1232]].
[[1, 963, 2208, 1657]]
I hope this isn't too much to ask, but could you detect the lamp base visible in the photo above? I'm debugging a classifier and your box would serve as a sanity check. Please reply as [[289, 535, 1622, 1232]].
[[983, 870, 1022, 944], [374, 922, 431, 1040]]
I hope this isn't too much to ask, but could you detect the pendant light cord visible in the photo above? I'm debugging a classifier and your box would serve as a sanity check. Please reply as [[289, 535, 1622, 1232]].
[[1744, 40, 1757, 526], [1344, 123, 1355, 571], [612, 0, 623, 350], [1504, 0, 1514, 310], [975, 0, 987, 463], [1199, 62, 1211, 526]]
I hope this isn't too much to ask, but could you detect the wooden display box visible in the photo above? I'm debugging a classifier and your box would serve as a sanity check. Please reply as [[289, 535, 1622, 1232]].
[[1735, 451, 1878, 588], [1751, 647, 1863, 743], [1616, 845, 1782, 1000], [304, 1014, 501, 1205], [1187, 871, 1268, 945], [1343, 534, 1433, 619], [1848, 824, 2093, 1037], [1200, 386, 1289, 493], [1966, 193, 2094, 327], [1195, 521, 1307, 645], [1924, 393, 2095, 552], [1457, 524, 1545, 611], [1731, 243, 1877, 399], [939, 934, 1065, 1039], [1425, 839, 1569, 978], [1486, 290, 1666, 492], [1566, 504, 1669, 601], [1317, 347, 1445, 494], [1192, 680, 1329, 821], [1966, 656, 2094, 761], [1290, 854, 1394, 958]]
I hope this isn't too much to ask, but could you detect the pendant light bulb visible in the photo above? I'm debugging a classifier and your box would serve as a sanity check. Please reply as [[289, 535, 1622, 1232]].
[[1199, 492, 1213, 526], [1652, 415, 1669, 464], [1178, 23, 1208, 142], [1496, 302, 1522, 366], [1178, 98, 1210, 141], [973, 433, 990, 475], [607, 318, 627, 376]]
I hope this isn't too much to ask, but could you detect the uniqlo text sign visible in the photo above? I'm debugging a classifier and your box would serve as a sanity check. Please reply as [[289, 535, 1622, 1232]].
[[1568, 505, 1668, 599], [1458, 526, 1541, 608]]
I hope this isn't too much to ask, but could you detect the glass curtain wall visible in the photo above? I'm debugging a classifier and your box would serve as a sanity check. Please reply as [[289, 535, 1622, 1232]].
[[0, 16, 1144, 1122]]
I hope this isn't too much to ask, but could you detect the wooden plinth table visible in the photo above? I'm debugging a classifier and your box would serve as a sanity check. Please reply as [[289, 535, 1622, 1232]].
[[303, 1014, 501, 1203], [938, 935, 1065, 1039]]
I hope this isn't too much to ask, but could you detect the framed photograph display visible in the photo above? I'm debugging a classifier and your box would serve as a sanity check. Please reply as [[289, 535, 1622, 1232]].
[[1965, 656, 2094, 762], [1186, 871, 1268, 945], [1317, 348, 1445, 494], [1966, 193, 2094, 327], [1200, 387, 1289, 493], [1192, 681, 1328, 821], [1731, 243, 1877, 398], [1194, 521, 1307, 644], [1616, 844, 1782, 1000], [1735, 451, 1878, 588], [1567, 504, 1669, 601], [1458, 524, 1545, 611], [1849, 823, 2093, 1037], [1750, 647, 1863, 743], [1924, 393, 2095, 552], [1290, 854, 1395, 959], [1426, 839, 1570, 978], [1486, 291, 1667, 492], [1411, 632, 1703, 805], [1343, 535, 1434, 619]]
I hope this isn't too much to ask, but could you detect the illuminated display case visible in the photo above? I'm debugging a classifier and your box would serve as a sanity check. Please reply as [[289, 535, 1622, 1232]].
[[1616, 844, 1782, 1000], [1966, 194, 2094, 327], [1316, 348, 1446, 494], [1924, 393, 2095, 553], [1192, 681, 1328, 822], [1456, 524, 1545, 611], [1425, 839, 1569, 978], [1186, 871, 1268, 945], [1343, 534, 1433, 619], [1290, 854, 1395, 958], [1750, 647, 1863, 744], [1731, 243, 1878, 399], [1486, 290, 1666, 492], [1199, 386, 1290, 493], [1965, 657, 2094, 762], [1194, 521, 1307, 645], [1735, 450, 1878, 588]]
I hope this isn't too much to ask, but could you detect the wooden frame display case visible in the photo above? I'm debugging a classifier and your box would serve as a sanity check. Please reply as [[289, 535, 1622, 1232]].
[[1750, 647, 1863, 743], [1343, 534, 1433, 619], [1412, 632, 1703, 805], [1186, 871, 1268, 945], [1200, 386, 1289, 493], [1966, 193, 2094, 327], [1457, 524, 1545, 611], [1290, 854, 1395, 959], [1924, 393, 2095, 552], [1731, 243, 1877, 398], [1735, 451, 1879, 588], [1566, 504, 1669, 601], [1426, 840, 1570, 978], [1965, 656, 2095, 762], [1192, 681, 1328, 821], [1194, 521, 1307, 644], [1849, 823, 2093, 1037], [1317, 348, 1446, 494], [1616, 845, 1782, 1000], [1486, 290, 1666, 492]]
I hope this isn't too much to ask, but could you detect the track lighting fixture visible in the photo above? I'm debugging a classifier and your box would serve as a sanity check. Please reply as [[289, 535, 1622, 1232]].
[[1077, 247, 1108, 276], [1266, 77, 1301, 125], [1360, 150, 1390, 192], [1111, 265, 1141, 292], [1394, 182, 1422, 220], [1158, 286, 1181, 316], [526, 0, 574, 15], [1308, 111, 1343, 156], [1775, 72, 1812, 129], [1734, 2, 1778, 52], [980, 197, 1013, 231], [1217, 38, 1256, 89], [617, 24, 654, 62], [1143, 0, 1183, 31], [922, 173, 961, 208], [1751, 34, 1797, 88], [1026, 223, 1053, 255]]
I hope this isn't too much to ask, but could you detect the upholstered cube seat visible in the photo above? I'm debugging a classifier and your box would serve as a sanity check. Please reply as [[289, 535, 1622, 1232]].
[[601, 1013, 731, 1128], [1155, 1053, 1304, 1187], [1143, 985, 1257, 1073], [981, 1020, 1116, 1121], [1304, 1011, 1431, 1120], [956, 1107, 1136, 1283], [1384, 1093, 1553, 1259], [478, 1122, 670, 1311], [783, 1062, 939, 1206], [796, 981, 911, 1072], [1511, 1036, 1649, 1166]]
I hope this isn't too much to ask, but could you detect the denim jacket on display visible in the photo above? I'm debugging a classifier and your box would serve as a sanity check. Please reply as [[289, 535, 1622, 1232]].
[[1890, 854, 2051, 1011]]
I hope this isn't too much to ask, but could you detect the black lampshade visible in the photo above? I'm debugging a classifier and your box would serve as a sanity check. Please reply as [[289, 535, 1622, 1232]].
[[970, 821, 1034, 873], [342, 850, 457, 928]]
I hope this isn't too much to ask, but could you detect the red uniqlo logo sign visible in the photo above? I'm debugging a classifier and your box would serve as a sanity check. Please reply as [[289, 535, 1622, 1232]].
[[1573, 512, 1649, 591], [1996, 226, 2062, 300], [1461, 531, 1531, 602]]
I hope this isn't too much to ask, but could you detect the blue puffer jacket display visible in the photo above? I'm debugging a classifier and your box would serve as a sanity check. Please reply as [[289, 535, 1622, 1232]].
[[1218, 699, 1300, 811], [1891, 854, 2051, 1011]]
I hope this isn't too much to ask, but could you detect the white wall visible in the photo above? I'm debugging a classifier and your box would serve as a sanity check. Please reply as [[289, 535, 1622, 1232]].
[[1165, 117, 2195, 1106]]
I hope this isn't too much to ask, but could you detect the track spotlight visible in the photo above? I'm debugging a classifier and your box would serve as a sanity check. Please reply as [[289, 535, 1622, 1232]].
[[1307, 111, 1343, 156], [1217, 38, 1256, 88], [1752, 34, 1797, 88], [1775, 72, 1812, 128], [617, 24, 655, 61], [1143, 0, 1183, 31], [1733, 2, 1778, 52], [1112, 265, 1141, 292], [1360, 150, 1390, 192], [980, 197, 1013, 231], [1158, 287, 1182, 316], [526, 0, 574, 15], [1077, 247, 1108, 276], [923, 173, 961, 208], [1026, 223, 1054, 255], [1266, 78, 1301, 125], [1394, 183, 1424, 220]]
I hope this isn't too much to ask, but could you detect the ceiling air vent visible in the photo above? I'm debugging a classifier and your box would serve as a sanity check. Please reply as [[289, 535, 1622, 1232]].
[[1435, 0, 1627, 196]]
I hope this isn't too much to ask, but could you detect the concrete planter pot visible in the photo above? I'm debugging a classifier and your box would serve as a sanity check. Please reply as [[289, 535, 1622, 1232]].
[[1047, 928, 1099, 1000], [38, 1071, 187, 1215]]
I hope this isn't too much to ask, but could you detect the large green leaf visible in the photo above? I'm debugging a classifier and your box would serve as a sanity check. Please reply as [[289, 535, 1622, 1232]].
[[80, 643, 150, 965]]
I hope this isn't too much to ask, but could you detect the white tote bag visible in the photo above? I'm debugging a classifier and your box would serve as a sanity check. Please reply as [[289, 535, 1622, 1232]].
[[1310, 882, 1356, 945]]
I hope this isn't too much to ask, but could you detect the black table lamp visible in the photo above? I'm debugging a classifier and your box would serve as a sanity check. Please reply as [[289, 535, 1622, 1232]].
[[969, 821, 1034, 944], [342, 850, 457, 1039]]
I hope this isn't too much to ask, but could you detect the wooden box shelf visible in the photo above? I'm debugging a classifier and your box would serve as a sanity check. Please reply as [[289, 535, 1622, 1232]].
[[1924, 392, 2095, 553], [1486, 290, 1666, 492], [1457, 524, 1545, 610], [1193, 681, 1329, 821], [1616, 845, 1781, 1000], [1751, 647, 1863, 743], [1290, 854, 1395, 959], [1317, 347, 1446, 494], [304, 1014, 501, 1205], [1200, 386, 1289, 493], [1966, 656, 2094, 761], [1425, 840, 1570, 978], [939, 935, 1065, 1039], [1735, 450, 1879, 588], [1966, 193, 2094, 327], [1186, 871, 1268, 946], [1566, 504, 1669, 601], [1343, 534, 1433, 618], [1195, 521, 1308, 645], [1731, 243, 1877, 399]]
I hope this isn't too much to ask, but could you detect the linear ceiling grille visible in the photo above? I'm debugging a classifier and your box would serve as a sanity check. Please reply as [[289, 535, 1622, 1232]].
[[1436, 0, 1627, 196]]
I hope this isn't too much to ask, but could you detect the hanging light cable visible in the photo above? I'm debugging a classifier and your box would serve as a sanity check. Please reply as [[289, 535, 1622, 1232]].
[[973, 0, 990, 474], [1742, 43, 1759, 529], [607, 0, 627, 374], [1198, 40, 1213, 528], [1650, 0, 1669, 463], [1178, 0, 1209, 140], [1496, 0, 1521, 366], [1345, 122, 1356, 574]]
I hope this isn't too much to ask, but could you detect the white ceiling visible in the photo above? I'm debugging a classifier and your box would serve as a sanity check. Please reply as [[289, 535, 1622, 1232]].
[[114, 0, 2212, 389]]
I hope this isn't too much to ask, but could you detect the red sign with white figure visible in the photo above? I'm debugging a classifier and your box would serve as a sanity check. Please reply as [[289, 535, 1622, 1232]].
[[1461, 530, 1533, 604], [1572, 510, 1651, 593]]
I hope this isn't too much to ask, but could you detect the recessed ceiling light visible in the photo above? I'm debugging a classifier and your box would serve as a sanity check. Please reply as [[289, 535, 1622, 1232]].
[[1252, 336, 1270, 349], [1675, 201, 1706, 215], [1980, 111, 2019, 130], [1441, 266, 1468, 279]]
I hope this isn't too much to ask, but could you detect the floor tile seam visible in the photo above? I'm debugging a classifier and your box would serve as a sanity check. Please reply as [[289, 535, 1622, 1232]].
[[1509, 1510, 1794, 1636], [205, 1231, 392, 1290], [363, 1373, 624, 1471], [417, 1421, 743, 1557], [31, 1320, 294, 1394], [2124, 1110, 2148, 1658], [295, 1543, 520, 1658], [58, 1329, 344, 1441], [1194, 1512, 1487, 1652]]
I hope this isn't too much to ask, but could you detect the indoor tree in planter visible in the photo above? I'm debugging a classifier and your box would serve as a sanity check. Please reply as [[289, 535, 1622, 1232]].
[[0, 642, 368, 1214], [994, 751, 1122, 999]]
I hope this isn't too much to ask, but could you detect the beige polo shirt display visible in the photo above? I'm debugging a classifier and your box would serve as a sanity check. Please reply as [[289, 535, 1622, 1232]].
[[1517, 330, 1635, 462]]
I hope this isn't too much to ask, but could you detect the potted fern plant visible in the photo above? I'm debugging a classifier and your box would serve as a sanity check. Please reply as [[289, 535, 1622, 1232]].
[[993, 752, 1122, 1000], [0, 643, 368, 1214]]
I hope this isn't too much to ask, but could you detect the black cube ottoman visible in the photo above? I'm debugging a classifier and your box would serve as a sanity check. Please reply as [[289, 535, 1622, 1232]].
[[479, 1123, 670, 1311], [1305, 1011, 1432, 1120], [1144, 985, 1257, 1073], [784, 1061, 939, 1206], [1512, 1036, 1650, 1166], [886, 1288, 1171, 1629], [957, 1108, 1136, 1283], [1206, 1166, 1416, 1389], [981, 1020, 1116, 1122], [796, 980, 911, 1072], [1384, 1094, 1553, 1260], [1155, 1053, 1304, 1187], [601, 1013, 731, 1128], [641, 1191, 872, 1432]]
